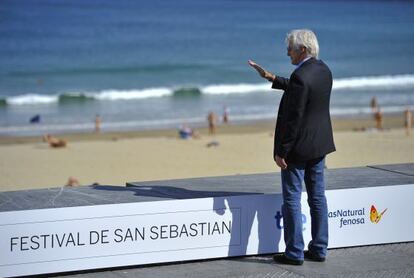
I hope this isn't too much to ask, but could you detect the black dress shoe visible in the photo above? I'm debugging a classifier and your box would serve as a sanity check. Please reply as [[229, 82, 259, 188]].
[[304, 250, 326, 262], [273, 254, 304, 265]]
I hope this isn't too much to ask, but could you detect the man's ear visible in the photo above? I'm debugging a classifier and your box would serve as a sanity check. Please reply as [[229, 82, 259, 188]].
[[301, 46, 306, 54]]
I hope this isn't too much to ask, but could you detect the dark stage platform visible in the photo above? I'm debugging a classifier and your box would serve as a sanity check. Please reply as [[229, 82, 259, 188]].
[[1, 163, 413, 212]]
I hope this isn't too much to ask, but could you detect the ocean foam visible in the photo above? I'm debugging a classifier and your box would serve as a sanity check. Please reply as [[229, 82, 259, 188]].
[[93, 88, 173, 100], [202, 83, 271, 94], [333, 74, 414, 90], [7, 94, 58, 105]]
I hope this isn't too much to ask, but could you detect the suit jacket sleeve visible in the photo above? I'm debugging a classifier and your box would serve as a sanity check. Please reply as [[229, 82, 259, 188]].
[[277, 73, 308, 158], [272, 76, 289, 91]]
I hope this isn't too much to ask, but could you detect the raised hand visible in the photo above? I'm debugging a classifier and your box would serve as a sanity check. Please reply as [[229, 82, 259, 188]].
[[248, 60, 274, 81]]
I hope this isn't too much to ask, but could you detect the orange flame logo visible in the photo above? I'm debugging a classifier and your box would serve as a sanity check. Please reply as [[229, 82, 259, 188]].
[[370, 205, 387, 223]]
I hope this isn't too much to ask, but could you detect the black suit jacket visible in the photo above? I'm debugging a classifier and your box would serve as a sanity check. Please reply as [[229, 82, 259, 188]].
[[272, 58, 335, 162]]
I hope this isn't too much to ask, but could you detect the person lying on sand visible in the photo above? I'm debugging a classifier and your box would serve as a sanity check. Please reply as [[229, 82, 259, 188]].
[[42, 134, 67, 148]]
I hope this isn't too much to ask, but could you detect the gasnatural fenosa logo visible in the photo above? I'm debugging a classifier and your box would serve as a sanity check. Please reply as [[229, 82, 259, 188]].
[[328, 207, 365, 228], [369, 205, 387, 224]]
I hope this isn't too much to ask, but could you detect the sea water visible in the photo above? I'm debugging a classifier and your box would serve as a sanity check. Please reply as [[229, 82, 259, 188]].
[[1, 0, 413, 135]]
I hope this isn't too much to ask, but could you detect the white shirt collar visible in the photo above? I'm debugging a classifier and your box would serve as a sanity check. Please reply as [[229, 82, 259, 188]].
[[296, 57, 312, 68]]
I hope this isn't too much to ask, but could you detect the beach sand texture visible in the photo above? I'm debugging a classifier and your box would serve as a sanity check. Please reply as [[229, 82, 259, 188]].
[[1, 117, 413, 192]]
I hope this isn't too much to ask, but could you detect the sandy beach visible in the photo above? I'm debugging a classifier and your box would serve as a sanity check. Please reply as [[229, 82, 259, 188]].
[[1, 115, 413, 192]]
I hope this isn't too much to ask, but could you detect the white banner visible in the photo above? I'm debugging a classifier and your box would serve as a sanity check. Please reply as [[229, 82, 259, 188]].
[[0, 184, 413, 277], [326, 184, 414, 247]]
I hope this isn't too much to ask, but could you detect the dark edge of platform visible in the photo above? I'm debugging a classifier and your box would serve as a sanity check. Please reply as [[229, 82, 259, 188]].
[[367, 164, 414, 177]]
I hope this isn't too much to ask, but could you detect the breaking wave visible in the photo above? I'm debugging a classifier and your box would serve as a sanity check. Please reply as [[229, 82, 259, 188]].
[[2, 74, 414, 105]]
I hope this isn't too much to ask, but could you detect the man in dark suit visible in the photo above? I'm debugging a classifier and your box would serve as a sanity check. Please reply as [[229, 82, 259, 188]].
[[249, 29, 335, 265]]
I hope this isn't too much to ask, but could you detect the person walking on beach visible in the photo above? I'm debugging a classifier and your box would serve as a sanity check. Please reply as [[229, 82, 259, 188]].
[[374, 107, 383, 130], [207, 111, 217, 135], [223, 106, 230, 124], [95, 114, 101, 133], [370, 96, 378, 113], [248, 29, 335, 265], [405, 107, 412, 136], [370, 97, 383, 130]]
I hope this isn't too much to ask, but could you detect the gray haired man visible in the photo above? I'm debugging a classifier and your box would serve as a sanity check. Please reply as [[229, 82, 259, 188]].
[[249, 29, 335, 265]]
